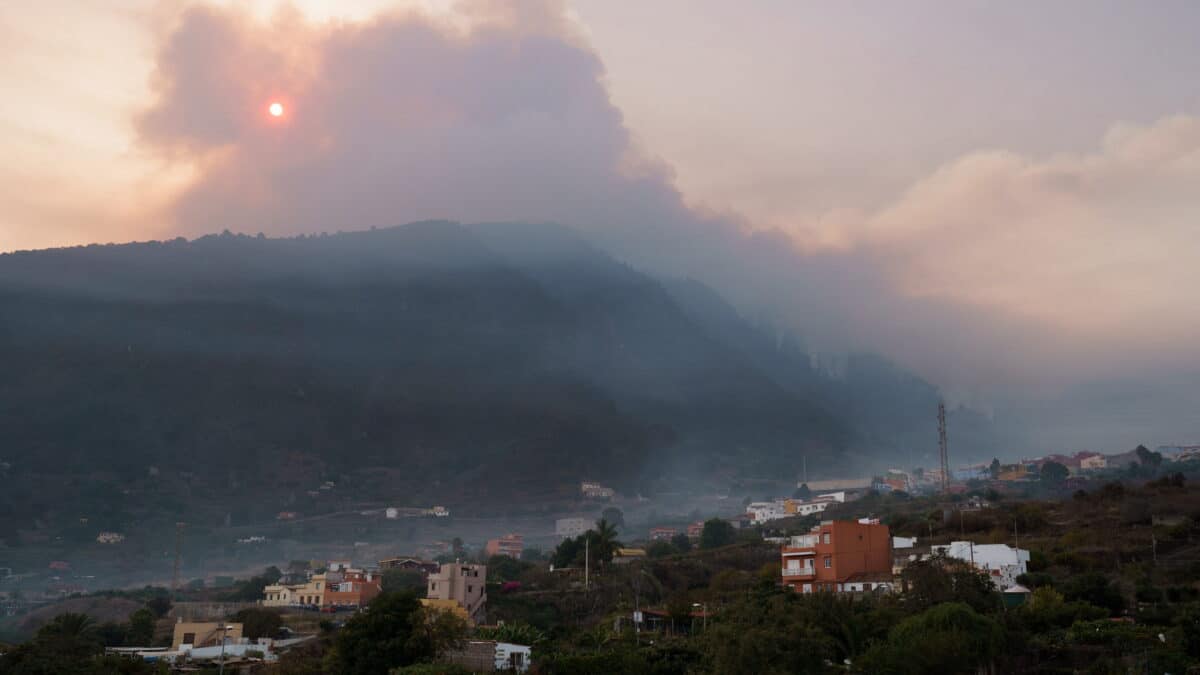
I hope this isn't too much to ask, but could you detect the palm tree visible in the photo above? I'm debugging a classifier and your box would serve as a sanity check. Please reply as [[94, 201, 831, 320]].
[[591, 518, 622, 564], [40, 612, 96, 640], [37, 612, 100, 659]]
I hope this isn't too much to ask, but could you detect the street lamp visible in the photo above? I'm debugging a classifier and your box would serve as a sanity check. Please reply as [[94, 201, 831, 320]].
[[692, 602, 707, 632], [218, 624, 235, 675]]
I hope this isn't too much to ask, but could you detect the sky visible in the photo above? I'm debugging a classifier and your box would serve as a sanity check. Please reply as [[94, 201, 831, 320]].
[[2, 0, 1199, 421]]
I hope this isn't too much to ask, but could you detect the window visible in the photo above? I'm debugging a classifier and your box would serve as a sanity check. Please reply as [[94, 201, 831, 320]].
[[182, 632, 195, 645], [822, 533, 830, 544], [467, 585, 473, 593], [823, 556, 831, 568]]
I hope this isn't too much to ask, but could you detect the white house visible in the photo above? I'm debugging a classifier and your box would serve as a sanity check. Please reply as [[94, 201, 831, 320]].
[[385, 507, 399, 519], [495, 642, 532, 673], [555, 517, 588, 538], [790, 500, 832, 517], [747, 501, 788, 523], [932, 541, 1030, 589]]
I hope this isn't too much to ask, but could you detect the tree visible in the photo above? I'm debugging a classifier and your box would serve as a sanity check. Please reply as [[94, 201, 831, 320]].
[[699, 519, 736, 550], [590, 518, 622, 564], [231, 607, 283, 640], [325, 591, 446, 674], [145, 596, 172, 618], [670, 532, 692, 553], [1040, 461, 1069, 484], [127, 607, 156, 645], [646, 541, 675, 558], [857, 603, 1003, 674], [1061, 572, 1125, 615], [381, 569, 427, 595], [601, 507, 625, 530], [263, 565, 283, 584], [792, 484, 812, 501], [900, 557, 998, 614], [1135, 444, 1163, 470], [989, 458, 1001, 479], [552, 536, 584, 568]]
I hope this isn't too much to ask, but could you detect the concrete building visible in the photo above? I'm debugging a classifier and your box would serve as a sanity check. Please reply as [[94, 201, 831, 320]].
[[781, 519, 893, 593], [263, 573, 328, 607], [747, 501, 788, 523], [1079, 453, 1107, 471], [485, 533, 524, 559], [580, 481, 615, 499], [649, 527, 677, 541], [932, 541, 1029, 589], [325, 569, 382, 608], [556, 517, 588, 538], [426, 563, 487, 623], [378, 557, 440, 576], [445, 640, 532, 673], [785, 499, 832, 517], [171, 621, 243, 651]]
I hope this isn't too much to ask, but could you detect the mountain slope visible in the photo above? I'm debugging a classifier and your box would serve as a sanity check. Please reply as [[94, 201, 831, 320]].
[[0, 222, 850, 525]]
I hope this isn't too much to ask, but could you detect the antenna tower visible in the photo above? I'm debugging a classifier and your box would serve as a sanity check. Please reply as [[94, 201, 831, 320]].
[[172, 521, 185, 595], [937, 401, 950, 492]]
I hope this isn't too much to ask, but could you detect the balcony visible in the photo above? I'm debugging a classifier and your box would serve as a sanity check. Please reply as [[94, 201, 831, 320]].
[[781, 566, 815, 578], [788, 534, 819, 548]]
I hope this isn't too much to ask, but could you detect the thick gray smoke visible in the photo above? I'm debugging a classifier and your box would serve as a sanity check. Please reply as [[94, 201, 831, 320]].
[[135, 2, 1200, 452]]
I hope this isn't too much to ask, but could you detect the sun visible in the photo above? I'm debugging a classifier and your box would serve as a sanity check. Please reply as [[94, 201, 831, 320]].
[[268, 102, 284, 117]]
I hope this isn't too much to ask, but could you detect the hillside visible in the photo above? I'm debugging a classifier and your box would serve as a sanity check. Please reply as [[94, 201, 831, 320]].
[[0, 222, 897, 529]]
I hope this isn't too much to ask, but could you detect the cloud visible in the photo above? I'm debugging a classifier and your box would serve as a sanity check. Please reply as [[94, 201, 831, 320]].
[[135, 2, 1200, 401]]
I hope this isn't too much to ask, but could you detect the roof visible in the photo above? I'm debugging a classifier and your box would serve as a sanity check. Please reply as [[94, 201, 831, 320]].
[[615, 548, 646, 557], [1003, 584, 1032, 594]]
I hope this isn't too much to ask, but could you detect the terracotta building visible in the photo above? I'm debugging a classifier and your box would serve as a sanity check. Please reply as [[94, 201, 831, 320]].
[[324, 568, 382, 608], [484, 533, 524, 559], [781, 519, 893, 593]]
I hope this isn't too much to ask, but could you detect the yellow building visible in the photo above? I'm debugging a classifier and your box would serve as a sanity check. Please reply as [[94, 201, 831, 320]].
[[421, 598, 473, 624], [263, 573, 328, 607], [171, 622, 243, 650]]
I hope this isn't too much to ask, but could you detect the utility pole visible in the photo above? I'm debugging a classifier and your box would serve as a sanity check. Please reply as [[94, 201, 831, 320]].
[[937, 402, 950, 493], [172, 522, 185, 597], [1014, 519, 1019, 550], [584, 537, 589, 591]]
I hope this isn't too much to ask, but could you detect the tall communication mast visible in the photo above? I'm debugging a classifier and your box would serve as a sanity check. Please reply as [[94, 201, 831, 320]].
[[937, 401, 950, 492], [172, 521, 185, 596]]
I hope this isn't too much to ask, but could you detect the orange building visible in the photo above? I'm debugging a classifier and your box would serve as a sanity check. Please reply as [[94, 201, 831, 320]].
[[781, 519, 893, 593], [485, 533, 524, 559], [323, 569, 382, 608]]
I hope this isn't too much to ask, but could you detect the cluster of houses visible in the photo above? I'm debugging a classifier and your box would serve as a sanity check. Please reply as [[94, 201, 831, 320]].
[[744, 491, 848, 524], [258, 557, 494, 626], [777, 518, 1031, 601], [262, 560, 383, 610], [385, 505, 451, 519]]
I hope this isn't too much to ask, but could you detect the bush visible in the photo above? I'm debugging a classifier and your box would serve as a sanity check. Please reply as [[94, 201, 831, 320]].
[[698, 520, 736, 550], [857, 603, 1004, 674]]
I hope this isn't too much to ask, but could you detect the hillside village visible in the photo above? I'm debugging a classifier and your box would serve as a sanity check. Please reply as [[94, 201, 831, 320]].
[[7, 443, 1200, 673]]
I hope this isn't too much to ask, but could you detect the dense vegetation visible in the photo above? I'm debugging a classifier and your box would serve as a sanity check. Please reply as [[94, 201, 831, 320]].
[[0, 222, 987, 532]]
